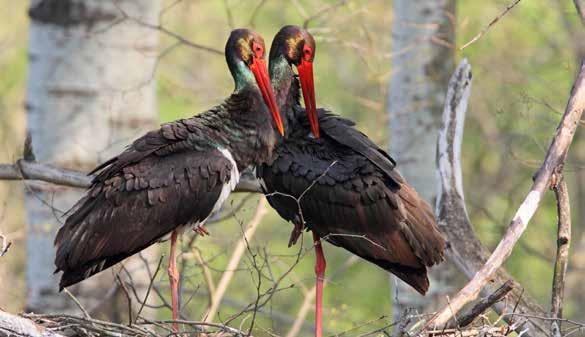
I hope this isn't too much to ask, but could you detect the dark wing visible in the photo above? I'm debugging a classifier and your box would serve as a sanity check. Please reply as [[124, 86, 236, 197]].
[[316, 110, 402, 188], [55, 119, 233, 289], [259, 133, 444, 294]]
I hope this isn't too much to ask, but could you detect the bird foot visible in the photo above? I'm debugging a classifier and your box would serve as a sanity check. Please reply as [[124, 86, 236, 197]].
[[193, 225, 210, 236], [288, 221, 305, 247]]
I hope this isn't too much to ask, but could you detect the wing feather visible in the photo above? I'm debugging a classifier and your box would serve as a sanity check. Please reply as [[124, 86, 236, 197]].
[[55, 121, 234, 289], [259, 122, 445, 294]]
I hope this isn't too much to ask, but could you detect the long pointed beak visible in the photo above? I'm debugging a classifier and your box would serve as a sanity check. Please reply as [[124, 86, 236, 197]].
[[297, 59, 319, 138], [250, 58, 285, 136]]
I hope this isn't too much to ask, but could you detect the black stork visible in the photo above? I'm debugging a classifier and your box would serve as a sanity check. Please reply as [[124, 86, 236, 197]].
[[257, 26, 446, 337], [54, 29, 284, 328]]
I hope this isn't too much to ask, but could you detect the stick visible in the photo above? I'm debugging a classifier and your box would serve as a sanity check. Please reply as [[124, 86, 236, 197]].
[[0, 310, 66, 337], [202, 197, 268, 323], [424, 326, 507, 337], [427, 58, 585, 328], [550, 176, 571, 337], [451, 281, 514, 328], [460, 0, 522, 50]]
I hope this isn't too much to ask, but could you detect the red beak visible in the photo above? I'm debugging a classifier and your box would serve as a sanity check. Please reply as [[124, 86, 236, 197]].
[[297, 59, 319, 138], [250, 57, 285, 136]]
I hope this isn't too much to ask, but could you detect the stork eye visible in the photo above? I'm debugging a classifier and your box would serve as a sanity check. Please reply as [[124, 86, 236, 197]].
[[252, 41, 264, 58], [302, 45, 313, 61]]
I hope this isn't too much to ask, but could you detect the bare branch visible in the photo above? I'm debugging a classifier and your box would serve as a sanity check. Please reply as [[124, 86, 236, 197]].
[[427, 58, 585, 328], [452, 281, 514, 328], [0, 233, 11, 257], [574, 0, 585, 25], [115, 273, 133, 326], [0, 310, 65, 337], [112, 1, 223, 55], [203, 197, 268, 323], [460, 0, 522, 50], [433, 59, 550, 336], [135, 255, 164, 323], [0, 160, 261, 193], [63, 289, 91, 320], [550, 176, 571, 337]]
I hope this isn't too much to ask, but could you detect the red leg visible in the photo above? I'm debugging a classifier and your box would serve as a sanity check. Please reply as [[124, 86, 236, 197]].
[[168, 230, 180, 332], [313, 231, 326, 337]]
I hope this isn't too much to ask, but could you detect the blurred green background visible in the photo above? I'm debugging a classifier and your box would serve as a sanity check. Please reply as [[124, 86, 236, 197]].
[[1, 0, 584, 335]]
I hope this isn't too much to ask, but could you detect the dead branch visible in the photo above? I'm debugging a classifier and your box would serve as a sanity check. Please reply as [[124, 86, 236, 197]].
[[425, 326, 508, 337], [0, 160, 261, 193], [550, 176, 571, 337], [0, 233, 11, 257], [203, 197, 268, 323], [13, 312, 248, 337], [433, 59, 549, 336], [574, 0, 585, 25], [0, 310, 65, 337], [450, 281, 514, 329], [428, 58, 585, 329], [460, 0, 522, 50]]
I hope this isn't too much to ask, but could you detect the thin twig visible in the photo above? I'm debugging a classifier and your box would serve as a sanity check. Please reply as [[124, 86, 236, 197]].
[[303, 0, 348, 28], [203, 197, 268, 323], [63, 289, 91, 319], [112, 1, 223, 55], [192, 247, 216, 312], [460, 0, 522, 50], [135, 256, 164, 323], [115, 274, 133, 326]]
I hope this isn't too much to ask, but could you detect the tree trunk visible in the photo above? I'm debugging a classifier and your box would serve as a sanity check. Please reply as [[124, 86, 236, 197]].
[[25, 0, 159, 313], [387, 0, 457, 318]]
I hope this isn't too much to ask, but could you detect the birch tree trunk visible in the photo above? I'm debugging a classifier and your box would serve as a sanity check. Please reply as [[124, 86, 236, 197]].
[[26, 0, 159, 313], [387, 0, 457, 318]]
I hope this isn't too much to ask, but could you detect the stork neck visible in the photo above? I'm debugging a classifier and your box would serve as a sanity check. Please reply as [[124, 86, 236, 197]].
[[269, 55, 304, 134], [228, 57, 257, 91], [209, 87, 278, 171]]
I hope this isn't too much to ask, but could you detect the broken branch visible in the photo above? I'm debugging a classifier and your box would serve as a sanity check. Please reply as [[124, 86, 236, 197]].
[[550, 176, 571, 337], [428, 58, 585, 328]]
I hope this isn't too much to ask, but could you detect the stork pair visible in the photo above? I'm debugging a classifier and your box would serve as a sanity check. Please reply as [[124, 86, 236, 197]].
[[55, 26, 445, 337]]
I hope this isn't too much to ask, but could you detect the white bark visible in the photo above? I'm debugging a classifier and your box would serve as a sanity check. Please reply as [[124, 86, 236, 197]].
[[0, 310, 65, 337], [26, 0, 159, 312], [387, 0, 456, 318]]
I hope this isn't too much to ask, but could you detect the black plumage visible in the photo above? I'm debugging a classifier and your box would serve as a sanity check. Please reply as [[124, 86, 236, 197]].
[[257, 26, 445, 295], [55, 29, 283, 291]]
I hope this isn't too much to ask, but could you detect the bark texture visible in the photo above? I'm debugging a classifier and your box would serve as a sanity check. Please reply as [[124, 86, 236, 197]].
[[387, 0, 457, 316], [25, 0, 159, 312]]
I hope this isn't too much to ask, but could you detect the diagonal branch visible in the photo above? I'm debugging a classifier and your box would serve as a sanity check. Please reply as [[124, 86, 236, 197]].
[[574, 0, 585, 25], [430, 59, 550, 337], [427, 58, 585, 330]]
